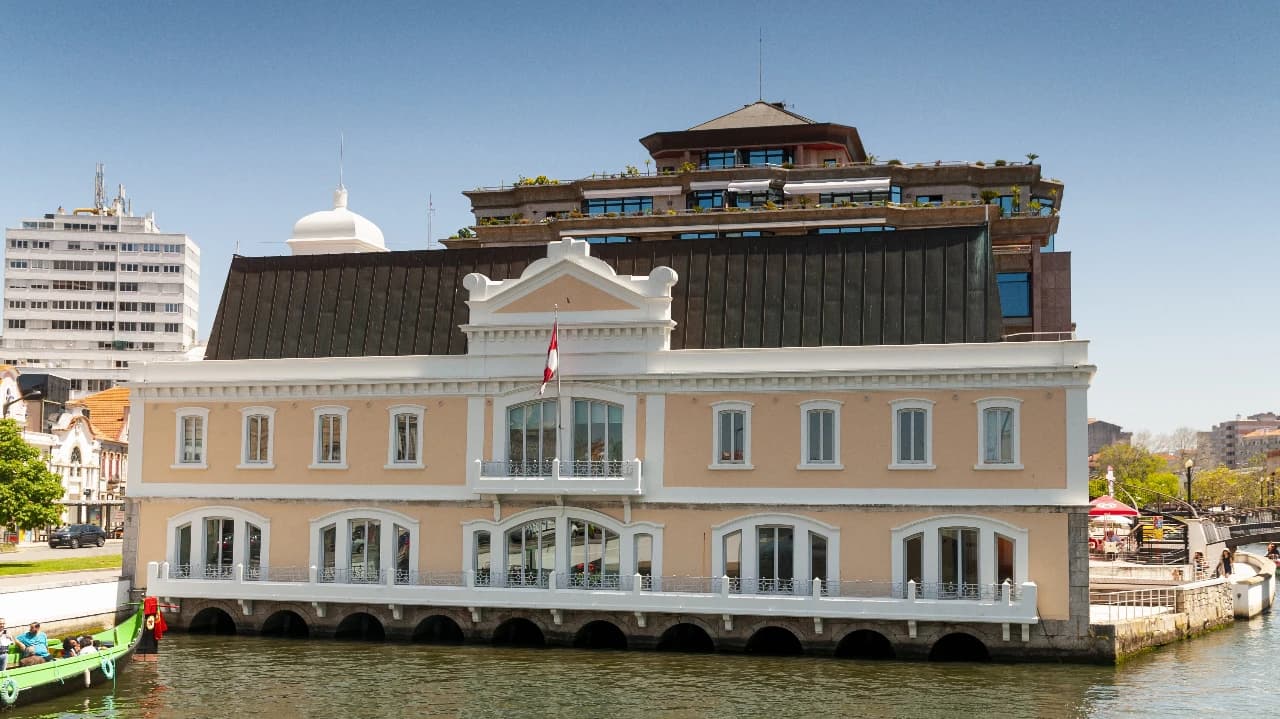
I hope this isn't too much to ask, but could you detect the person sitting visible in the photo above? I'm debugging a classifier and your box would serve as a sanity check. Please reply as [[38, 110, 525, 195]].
[[15, 621, 51, 666], [1266, 543, 1280, 561], [77, 636, 98, 655], [61, 637, 79, 659]]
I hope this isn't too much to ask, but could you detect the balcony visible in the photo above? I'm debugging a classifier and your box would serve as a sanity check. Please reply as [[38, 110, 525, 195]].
[[148, 561, 1040, 625], [469, 458, 643, 496]]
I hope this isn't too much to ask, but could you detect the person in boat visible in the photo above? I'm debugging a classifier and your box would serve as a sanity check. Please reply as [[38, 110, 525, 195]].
[[0, 618, 11, 671], [77, 635, 98, 655], [15, 621, 51, 665], [61, 637, 79, 659], [1266, 543, 1280, 561]]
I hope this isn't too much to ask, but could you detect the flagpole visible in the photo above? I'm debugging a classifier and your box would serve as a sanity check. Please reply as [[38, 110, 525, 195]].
[[554, 304, 561, 398], [554, 304, 562, 469]]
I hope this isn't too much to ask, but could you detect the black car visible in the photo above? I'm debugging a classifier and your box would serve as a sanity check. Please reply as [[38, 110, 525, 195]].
[[48, 524, 107, 549]]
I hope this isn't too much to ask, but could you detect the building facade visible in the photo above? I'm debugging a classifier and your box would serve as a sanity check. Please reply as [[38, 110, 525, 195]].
[[132, 230, 1094, 660], [2, 170, 200, 397], [1087, 419, 1132, 456], [1202, 413, 1280, 469], [447, 102, 1070, 339]]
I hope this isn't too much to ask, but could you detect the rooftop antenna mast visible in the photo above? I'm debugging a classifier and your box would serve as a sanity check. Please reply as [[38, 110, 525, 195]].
[[94, 163, 106, 212], [757, 28, 764, 101], [338, 131, 345, 189], [427, 194, 436, 249]]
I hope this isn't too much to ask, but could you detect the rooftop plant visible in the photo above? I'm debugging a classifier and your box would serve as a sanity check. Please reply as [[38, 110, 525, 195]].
[[516, 175, 559, 186], [994, 159, 1008, 167]]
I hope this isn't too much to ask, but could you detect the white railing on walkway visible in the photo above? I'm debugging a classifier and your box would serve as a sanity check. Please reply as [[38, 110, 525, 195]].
[[148, 561, 1038, 625]]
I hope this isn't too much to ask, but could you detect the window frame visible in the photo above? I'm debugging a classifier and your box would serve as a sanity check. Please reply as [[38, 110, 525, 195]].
[[890, 514, 1029, 597], [975, 397, 1023, 470], [165, 505, 271, 579], [710, 513, 840, 588], [308, 507, 419, 584], [889, 398, 935, 470], [798, 399, 843, 470], [172, 407, 209, 470], [710, 400, 753, 470], [238, 406, 276, 469], [310, 405, 350, 470], [385, 404, 426, 469]]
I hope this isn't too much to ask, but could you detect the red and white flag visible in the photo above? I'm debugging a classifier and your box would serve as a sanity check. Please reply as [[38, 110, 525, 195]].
[[539, 321, 559, 396]]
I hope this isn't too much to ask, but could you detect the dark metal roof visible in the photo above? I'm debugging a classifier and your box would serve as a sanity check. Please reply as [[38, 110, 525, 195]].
[[204, 227, 1001, 360], [639, 123, 867, 162]]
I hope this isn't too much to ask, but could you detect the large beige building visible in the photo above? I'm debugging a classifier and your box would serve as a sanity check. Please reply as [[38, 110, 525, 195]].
[[129, 192, 1094, 660]]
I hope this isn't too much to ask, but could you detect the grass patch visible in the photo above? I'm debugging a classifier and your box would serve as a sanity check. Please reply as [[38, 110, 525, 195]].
[[0, 555, 122, 576]]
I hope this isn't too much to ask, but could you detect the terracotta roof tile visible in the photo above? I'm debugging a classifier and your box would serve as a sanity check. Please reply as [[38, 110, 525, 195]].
[[80, 386, 129, 442]]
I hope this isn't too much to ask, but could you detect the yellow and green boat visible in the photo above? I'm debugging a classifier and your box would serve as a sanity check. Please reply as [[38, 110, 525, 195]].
[[0, 609, 142, 710]]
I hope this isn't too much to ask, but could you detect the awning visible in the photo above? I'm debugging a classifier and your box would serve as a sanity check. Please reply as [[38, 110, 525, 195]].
[[581, 186, 683, 199], [783, 178, 891, 195], [727, 179, 773, 193], [689, 180, 729, 191], [1088, 495, 1139, 517]]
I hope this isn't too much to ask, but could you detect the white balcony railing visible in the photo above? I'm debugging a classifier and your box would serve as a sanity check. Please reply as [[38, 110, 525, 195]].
[[470, 458, 643, 496], [148, 562, 1039, 625]]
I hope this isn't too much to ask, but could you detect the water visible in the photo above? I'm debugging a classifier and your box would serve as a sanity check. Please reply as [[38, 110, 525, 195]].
[[8, 607, 1275, 719]]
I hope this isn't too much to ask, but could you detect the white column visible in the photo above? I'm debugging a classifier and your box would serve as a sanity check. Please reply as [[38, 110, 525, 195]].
[[338, 520, 352, 572], [979, 527, 996, 587], [793, 529, 811, 587]]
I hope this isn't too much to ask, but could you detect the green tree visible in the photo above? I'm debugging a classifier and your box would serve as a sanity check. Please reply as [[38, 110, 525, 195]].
[[1193, 465, 1263, 508], [0, 419, 65, 531], [1091, 443, 1180, 506]]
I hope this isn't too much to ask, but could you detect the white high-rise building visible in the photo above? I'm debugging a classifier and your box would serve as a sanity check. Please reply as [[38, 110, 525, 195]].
[[2, 168, 200, 397]]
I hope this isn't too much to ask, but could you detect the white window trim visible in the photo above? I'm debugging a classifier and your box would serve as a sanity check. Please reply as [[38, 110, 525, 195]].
[[975, 397, 1023, 470], [172, 406, 209, 470], [798, 399, 843, 470], [462, 506, 663, 581], [385, 404, 426, 469], [237, 406, 276, 470], [308, 507, 420, 577], [889, 398, 936, 470], [710, 400, 753, 470], [890, 514, 1029, 588], [489, 384, 639, 465], [310, 405, 350, 470], [710, 512, 841, 585], [165, 505, 272, 572]]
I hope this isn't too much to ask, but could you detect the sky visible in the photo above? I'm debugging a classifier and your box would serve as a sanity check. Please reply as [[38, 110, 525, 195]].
[[0, 1, 1276, 437]]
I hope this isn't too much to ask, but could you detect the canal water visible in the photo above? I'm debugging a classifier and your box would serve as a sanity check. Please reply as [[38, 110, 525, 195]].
[[10, 606, 1276, 719]]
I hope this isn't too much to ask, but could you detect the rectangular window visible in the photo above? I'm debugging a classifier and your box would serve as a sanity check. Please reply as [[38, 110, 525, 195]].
[[6, 320, 25, 329], [897, 409, 927, 463], [676, 232, 718, 240], [688, 190, 724, 210], [572, 399, 623, 468], [703, 150, 737, 168], [120, 283, 139, 292], [164, 323, 181, 333], [318, 414, 344, 464], [915, 195, 943, 206], [121, 263, 139, 272], [393, 412, 419, 464], [181, 415, 204, 464], [717, 410, 746, 464], [983, 408, 1015, 464], [733, 191, 781, 208], [164, 303, 182, 313], [996, 272, 1031, 318], [582, 236, 637, 244], [8, 260, 27, 269], [806, 409, 835, 464], [743, 147, 792, 166], [584, 196, 653, 216], [245, 414, 270, 464]]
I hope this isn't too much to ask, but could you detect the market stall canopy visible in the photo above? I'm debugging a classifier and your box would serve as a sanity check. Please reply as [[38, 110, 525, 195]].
[[1089, 495, 1139, 517], [1090, 514, 1133, 525]]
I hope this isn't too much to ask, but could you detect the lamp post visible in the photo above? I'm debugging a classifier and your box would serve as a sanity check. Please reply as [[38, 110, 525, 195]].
[[1, 390, 42, 418], [1184, 458, 1195, 507], [82, 488, 92, 525]]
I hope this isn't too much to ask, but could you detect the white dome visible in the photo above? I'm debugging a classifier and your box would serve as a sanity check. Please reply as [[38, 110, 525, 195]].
[[287, 188, 387, 255]]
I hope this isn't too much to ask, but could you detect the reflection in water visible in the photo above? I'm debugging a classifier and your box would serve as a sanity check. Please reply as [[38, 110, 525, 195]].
[[7, 610, 1276, 719]]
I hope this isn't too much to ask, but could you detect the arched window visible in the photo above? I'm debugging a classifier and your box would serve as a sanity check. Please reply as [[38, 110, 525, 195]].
[[490, 386, 639, 480], [464, 508, 662, 590], [506, 400, 557, 475], [890, 515, 1028, 600], [70, 447, 82, 464], [309, 508, 419, 585], [166, 506, 271, 581], [711, 514, 839, 595]]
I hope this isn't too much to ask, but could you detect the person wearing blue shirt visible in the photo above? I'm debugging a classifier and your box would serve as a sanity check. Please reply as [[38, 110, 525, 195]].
[[15, 621, 50, 665]]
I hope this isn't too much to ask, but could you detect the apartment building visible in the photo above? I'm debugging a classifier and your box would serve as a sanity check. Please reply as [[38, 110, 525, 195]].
[[448, 102, 1070, 338], [1202, 413, 1280, 469], [1087, 419, 1132, 456], [2, 169, 200, 397]]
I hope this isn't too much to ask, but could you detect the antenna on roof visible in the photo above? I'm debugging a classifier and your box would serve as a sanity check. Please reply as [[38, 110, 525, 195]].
[[757, 28, 764, 101], [94, 163, 106, 212], [427, 194, 436, 249], [338, 131, 345, 190]]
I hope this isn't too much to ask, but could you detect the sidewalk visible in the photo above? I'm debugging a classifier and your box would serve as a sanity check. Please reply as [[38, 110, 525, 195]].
[[0, 569, 123, 592]]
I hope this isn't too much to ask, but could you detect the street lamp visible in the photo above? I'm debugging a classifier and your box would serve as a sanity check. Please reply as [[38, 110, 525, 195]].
[[1, 390, 42, 418], [82, 488, 92, 525], [1184, 458, 1195, 506]]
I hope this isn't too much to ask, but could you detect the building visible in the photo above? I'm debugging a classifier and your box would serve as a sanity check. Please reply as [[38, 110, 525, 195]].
[[0, 369, 128, 533], [129, 184, 1095, 661], [1238, 427, 1280, 466], [1202, 413, 1280, 469], [447, 102, 1071, 339], [1087, 419, 1132, 456], [2, 166, 200, 397]]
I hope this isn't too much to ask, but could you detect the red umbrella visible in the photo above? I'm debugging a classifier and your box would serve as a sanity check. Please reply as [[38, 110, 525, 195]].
[[1089, 495, 1139, 517]]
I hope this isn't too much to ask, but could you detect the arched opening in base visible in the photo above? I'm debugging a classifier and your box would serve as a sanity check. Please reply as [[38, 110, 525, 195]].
[[187, 607, 237, 635], [413, 615, 464, 644], [491, 618, 545, 648], [334, 612, 386, 642], [745, 626, 803, 656], [655, 623, 715, 653], [834, 630, 895, 660], [261, 610, 310, 639], [929, 633, 990, 662], [573, 621, 627, 650]]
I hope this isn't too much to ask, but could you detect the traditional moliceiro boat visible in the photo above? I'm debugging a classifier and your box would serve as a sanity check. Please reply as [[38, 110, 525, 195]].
[[0, 609, 142, 710]]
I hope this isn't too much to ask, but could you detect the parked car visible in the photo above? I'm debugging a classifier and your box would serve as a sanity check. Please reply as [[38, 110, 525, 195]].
[[48, 524, 107, 549]]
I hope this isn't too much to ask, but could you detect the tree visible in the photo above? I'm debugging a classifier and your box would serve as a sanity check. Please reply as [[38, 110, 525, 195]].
[[0, 419, 65, 531], [1092, 443, 1178, 506], [1193, 465, 1263, 508]]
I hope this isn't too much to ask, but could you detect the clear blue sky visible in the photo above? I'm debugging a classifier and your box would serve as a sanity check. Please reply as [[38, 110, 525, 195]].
[[1, 1, 1276, 436]]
